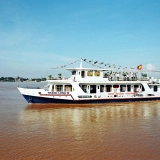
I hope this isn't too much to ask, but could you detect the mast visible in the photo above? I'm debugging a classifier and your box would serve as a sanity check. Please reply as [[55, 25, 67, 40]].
[[80, 58, 82, 68]]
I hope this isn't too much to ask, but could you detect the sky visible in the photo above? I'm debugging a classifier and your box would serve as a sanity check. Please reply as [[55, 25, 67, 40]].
[[0, 0, 160, 78]]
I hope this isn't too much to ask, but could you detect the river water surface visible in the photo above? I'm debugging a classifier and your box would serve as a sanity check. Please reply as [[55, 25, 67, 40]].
[[0, 82, 160, 160]]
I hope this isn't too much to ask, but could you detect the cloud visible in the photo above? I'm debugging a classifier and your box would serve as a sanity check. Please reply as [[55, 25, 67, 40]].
[[146, 63, 155, 70]]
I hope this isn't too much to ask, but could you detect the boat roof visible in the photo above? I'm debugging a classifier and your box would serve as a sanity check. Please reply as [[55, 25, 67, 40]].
[[66, 67, 111, 71]]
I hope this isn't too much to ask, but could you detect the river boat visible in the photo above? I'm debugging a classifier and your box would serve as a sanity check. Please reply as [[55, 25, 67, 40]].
[[18, 60, 160, 104]]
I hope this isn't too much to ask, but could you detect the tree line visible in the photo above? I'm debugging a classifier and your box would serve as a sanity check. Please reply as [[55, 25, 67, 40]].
[[0, 76, 47, 82]]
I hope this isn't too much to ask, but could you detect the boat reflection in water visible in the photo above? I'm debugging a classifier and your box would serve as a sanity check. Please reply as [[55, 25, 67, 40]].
[[15, 102, 160, 159]]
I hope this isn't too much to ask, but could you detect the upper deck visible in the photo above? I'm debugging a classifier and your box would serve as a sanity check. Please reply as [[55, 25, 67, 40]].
[[48, 59, 160, 84]]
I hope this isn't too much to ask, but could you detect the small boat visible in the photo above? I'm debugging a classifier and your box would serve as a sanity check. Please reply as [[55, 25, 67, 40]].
[[18, 59, 160, 104]]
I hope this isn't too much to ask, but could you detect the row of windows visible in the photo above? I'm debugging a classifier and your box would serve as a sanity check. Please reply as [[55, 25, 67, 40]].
[[87, 71, 100, 77], [80, 85, 145, 93], [51, 85, 72, 92], [50, 84, 158, 93], [72, 70, 101, 77]]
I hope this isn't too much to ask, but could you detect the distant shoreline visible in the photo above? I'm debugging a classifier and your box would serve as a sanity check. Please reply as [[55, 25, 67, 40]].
[[0, 77, 47, 82], [0, 81, 47, 82]]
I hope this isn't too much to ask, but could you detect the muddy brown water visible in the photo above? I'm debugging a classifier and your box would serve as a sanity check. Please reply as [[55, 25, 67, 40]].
[[0, 82, 160, 160]]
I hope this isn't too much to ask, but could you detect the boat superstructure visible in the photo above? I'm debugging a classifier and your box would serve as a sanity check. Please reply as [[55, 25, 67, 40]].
[[18, 60, 160, 104]]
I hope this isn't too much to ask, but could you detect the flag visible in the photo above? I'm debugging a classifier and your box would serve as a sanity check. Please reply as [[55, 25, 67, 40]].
[[137, 64, 142, 70]]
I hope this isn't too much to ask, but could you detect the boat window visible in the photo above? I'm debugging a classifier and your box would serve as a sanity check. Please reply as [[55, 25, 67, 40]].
[[87, 71, 93, 76], [56, 85, 63, 92], [82, 71, 85, 78], [90, 85, 96, 93], [44, 84, 50, 91], [127, 85, 131, 92], [65, 85, 72, 92], [78, 95, 92, 98], [141, 85, 145, 91], [52, 85, 54, 91], [100, 85, 104, 92], [154, 86, 158, 92], [120, 85, 126, 92], [94, 71, 100, 77], [134, 85, 139, 92], [72, 71, 76, 75], [81, 85, 87, 93], [113, 85, 119, 88], [106, 85, 112, 92]]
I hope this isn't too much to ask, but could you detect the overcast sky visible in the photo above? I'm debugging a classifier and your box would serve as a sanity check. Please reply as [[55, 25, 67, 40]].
[[0, 0, 160, 78]]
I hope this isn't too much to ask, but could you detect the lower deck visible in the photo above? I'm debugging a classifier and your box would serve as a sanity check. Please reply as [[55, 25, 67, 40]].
[[18, 81, 160, 104]]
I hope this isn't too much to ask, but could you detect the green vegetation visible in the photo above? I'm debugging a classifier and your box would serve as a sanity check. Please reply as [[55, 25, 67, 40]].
[[58, 73, 62, 79], [48, 75, 53, 80], [0, 77, 47, 82], [141, 73, 147, 80], [141, 73, 147, 77]]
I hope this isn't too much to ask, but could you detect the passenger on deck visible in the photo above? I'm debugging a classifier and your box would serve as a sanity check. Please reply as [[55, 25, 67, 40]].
[[113, 72, 115, 81], [126, 72, 129, 81], [115, 72, 117, 81], [130, 72, 132, 81], [115, 72, 119, 81], [135, 73, 137, 81], [117, 72, 119, 81], [133, 73, 135, 81], [122, 72, 126, 81], [110, 72, 112, 81], [149, 77, 152, 83]]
